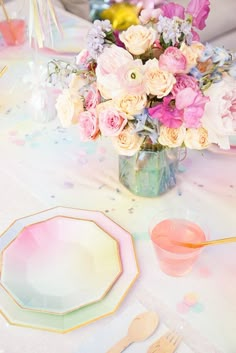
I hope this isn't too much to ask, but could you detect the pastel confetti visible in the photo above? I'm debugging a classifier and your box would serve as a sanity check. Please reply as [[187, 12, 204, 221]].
[[191, 302, 205, 313], [176, 301, 190, 314], [198, 266, 212, 278], [183, 292, 199, 306]]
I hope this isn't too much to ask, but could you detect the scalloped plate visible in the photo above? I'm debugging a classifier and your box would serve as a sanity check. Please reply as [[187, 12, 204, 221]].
[[0, 207, 139, 333]]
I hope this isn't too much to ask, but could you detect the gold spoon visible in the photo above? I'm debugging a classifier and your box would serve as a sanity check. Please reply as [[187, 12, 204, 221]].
[[0, 66, 7, 77], [173, 237, 236, 249], [106, 311, 159, 353]]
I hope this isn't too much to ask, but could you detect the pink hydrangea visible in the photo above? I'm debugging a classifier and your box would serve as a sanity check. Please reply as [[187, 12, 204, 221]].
[[159, 47, 187, 74]]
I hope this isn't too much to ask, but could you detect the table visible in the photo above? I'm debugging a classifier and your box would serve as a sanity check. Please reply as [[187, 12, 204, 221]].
[[0, 4, 236, 353]]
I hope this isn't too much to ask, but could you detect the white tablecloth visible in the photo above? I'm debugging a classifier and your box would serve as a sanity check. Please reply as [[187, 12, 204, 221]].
[[0, 5, 236, 353]]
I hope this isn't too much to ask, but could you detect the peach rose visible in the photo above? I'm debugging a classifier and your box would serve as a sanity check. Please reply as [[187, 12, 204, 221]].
[[144, 58, 176, 97], [114, 94, 147, 116], [184, 127, 209, 149], [158, 125, 186, 147], [55, 89, 84, 128], [112, 125, 145, 156], [180, 42, 205, 72], [119, 25, 156, 55]]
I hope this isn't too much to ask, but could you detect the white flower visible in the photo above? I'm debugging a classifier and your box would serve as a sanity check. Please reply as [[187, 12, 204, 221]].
[[158, 126, 186, 148], [112, 125, 145, 156], [119, 25, 156, 55], [114, 94, 147, 116], [184, 127, 209, 149], [201, 75, 236, 149], [55, 89, 84, 128], [144, 58, 176, 98]]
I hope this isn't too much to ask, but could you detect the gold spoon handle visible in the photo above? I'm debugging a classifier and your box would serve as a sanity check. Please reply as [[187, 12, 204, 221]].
[[106, 335, 132, 353], [0, 0, 10, 21], [174, 237, 236, 249], [0, 66, 7, 78]]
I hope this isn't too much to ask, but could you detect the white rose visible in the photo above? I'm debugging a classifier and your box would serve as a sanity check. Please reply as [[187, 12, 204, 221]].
[[55, 89, 84, 128], [144, 58, 176, 98], [119, 25, 156, 55], [201, 75, 236, 149], [158, 125, 186, 148], [184, 127, 209, 149], [112, 125, 144, 156], [114, 94, 147, 116], [69, 74, 88, 92], [180, 42, 204, 72]]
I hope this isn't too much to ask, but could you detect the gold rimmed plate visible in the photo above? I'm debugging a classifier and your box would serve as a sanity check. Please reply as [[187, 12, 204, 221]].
[[0, 207, 139, 333]]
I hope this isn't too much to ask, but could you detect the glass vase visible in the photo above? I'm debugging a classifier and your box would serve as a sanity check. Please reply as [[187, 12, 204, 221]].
[[119, 148, 179, 197]]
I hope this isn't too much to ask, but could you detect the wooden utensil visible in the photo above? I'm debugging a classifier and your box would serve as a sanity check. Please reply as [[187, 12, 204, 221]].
[[0, 0, 9, 21], [0, 66, 7, 77], [147, 330, 182, 353], [173, 236, 236, 249], [106, 311, 159, 353]]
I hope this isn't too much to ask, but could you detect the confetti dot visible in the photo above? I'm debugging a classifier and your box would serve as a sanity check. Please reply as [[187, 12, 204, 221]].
[[198, 266, 211, 278], [183, 292, 198, 306], [64, 181, 74, 189], [191, 302, 204, 313], [176, 301, 190, 314]]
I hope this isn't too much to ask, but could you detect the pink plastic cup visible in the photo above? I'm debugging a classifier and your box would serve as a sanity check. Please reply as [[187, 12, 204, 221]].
[[0, 19, 26, 46], [149, 217, 207, 277]]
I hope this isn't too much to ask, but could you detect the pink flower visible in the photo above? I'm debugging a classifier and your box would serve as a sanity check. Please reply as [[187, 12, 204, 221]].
[[159, 47, 187, 74], [139, 8, 163, 25], [149, 96, 183, 128], [76, 49, 91, 67], [78, 109, 99, 141], [85, 84, 101, 110], [186, 0, 210, 30], [99, 108, 128, 136], [161, 2, 185, 19], [175, 87, 209, 128], [117, 60, 146, 96], [172, 74, 199, 97]]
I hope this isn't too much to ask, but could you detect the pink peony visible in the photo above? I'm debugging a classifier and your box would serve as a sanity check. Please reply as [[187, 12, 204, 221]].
[[149, 96, 183, 128], [161, 2, 185, 19], [172, 74, 199, 97], [159, 47, 187, 74], [175, 87, 209, 128], [78, 109, 99, 141], [186, 0, 210, 30], [99, 108, 128, 136], [85, 84, 101, 110]]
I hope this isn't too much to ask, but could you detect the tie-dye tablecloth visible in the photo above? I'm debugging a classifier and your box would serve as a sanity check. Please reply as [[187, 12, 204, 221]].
[[0, 6, 236, 353]]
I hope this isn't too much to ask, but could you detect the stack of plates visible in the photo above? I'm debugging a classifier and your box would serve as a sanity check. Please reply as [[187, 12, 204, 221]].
[[0, 207, 139, 333]]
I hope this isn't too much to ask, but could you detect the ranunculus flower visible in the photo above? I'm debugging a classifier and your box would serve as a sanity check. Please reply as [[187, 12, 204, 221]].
[[114, 93, 147, 116], [119, 25, 156, 55], [149, 96, 183, 128], [161, 2, 185, 19], [186, 0, 210, 30], [144, 58, 176, 98], [96, 45, 133, 99], [85, 84, 101, 110], [56, 89, 84, 128], [112, 125, 145, 156], [175, 87, 209, 128], [99, 108, 128, 136], [158, 125, 186, 147], [159, 47, 187, 74], [78, 109, 100, 141], [184, 127, 209, 149], [116, 59, 146, 96], [172, 74, 199, 97], [201, 75, 236, 149]]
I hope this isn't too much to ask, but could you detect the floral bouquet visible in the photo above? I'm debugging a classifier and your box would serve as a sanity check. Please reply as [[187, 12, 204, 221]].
[[52, 0, 236, 196]]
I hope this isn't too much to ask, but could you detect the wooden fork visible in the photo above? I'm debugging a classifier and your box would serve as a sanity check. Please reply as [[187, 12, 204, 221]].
[[147, 331, 182, 353]]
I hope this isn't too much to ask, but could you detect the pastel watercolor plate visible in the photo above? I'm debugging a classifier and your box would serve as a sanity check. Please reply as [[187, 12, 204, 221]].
[[207, 143, 236, 155], [1, 216, 122, 314], [0, 207, 139, 333]]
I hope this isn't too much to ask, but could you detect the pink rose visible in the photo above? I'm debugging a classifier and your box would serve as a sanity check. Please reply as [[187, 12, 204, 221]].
[[85, 84, 101, 110], [159, 47, 187, 74], [99, 108, 128, 136], [76, 49, 91, 67], [78, 109, 99, 141], [186, 0, 210, 30], [175, 87, 209, 128], [161, 2, 185, 19], [172, 74, 199, 97]]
